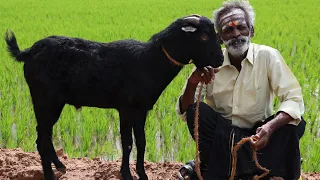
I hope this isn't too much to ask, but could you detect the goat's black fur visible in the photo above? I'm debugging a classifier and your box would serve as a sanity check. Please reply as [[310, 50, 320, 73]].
[[5, 15, 223, 180]]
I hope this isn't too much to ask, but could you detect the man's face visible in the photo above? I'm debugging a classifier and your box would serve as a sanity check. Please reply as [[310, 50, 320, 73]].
[[218, 8, 252, 57]]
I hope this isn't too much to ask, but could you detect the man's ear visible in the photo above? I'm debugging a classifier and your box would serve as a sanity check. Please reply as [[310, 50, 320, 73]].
[[250, 26, 255, 38]]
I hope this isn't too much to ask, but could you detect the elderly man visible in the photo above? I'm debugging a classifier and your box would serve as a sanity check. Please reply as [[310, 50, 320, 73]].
[[176, 0, 305, 179]]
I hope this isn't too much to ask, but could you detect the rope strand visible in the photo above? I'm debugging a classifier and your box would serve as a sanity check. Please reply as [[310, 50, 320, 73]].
[[194, 82, 204, 180], [229, 137, 269, 180]]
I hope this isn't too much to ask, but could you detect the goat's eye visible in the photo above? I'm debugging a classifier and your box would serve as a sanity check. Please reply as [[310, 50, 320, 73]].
[[200, 34, 208, 41]]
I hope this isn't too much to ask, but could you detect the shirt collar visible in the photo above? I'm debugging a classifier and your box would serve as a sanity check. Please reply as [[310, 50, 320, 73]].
[[246, 43, 254, 64], [221, 43, 254, 67]]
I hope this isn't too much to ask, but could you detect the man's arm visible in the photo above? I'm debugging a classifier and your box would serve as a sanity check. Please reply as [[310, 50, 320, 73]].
[[176, 66, 220, 117], [251, 111, 294, 150], [180, 79, 202, 114], [268, 49, 304, 124], [251, 49, 304, 150]]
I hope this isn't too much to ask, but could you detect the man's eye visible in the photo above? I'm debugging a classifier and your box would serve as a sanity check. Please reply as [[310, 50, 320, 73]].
[[238, 26, 247, 30], [223, 28, 232, 33]]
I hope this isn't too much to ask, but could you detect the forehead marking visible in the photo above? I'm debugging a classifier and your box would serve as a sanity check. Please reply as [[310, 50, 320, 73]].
[[229, 21, 239, 27], [221, 19, 246, 31], [219, 8, 245, 24]]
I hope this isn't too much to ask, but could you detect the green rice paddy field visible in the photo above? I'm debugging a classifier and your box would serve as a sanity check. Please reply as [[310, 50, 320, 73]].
[[0, 0, 319, 173]]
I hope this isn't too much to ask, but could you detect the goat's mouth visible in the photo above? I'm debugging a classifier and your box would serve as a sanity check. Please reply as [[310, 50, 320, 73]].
[[194, 62, 221, 69], [194, 57, 224, 69]]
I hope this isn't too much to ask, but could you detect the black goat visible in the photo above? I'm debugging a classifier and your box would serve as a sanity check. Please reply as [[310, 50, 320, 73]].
[[5, 14, 223, 180]]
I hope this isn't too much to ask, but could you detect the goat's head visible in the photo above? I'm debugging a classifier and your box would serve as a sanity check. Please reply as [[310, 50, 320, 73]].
[[153, 14, 224, 68]]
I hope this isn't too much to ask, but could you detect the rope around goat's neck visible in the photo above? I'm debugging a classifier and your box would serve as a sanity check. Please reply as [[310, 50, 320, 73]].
[[229, 137, 270, 180], [194, 83, 204, 180], [161, 46, 185, 67]]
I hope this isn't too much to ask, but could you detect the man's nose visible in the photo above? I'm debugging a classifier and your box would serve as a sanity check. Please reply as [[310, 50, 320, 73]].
[[230, 29, 241, 38]]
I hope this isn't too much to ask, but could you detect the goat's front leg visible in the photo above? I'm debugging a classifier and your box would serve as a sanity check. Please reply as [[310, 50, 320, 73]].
[[119, 111, 134, 180], [133, 114, 148, 180]]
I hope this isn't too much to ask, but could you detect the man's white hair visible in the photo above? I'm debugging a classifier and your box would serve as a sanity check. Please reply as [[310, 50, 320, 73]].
[[212, 0, 255, 32]]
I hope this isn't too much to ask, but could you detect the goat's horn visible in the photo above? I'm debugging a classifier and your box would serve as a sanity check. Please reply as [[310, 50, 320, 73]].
[[190, 14, 201, 18], [183, 16, 200, 26]]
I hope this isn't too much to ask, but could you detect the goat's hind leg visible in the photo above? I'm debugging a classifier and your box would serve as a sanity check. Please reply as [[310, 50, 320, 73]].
[[33, 96, 65, 180], [133, 111, 148, 180]]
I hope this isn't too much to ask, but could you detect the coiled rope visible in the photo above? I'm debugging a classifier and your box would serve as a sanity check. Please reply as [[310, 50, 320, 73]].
[[229, 136, 269, 180]]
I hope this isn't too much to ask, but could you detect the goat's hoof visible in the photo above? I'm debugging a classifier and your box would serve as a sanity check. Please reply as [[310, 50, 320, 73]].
[[53, 160, 66, 173], [121, 177, 134, 180], [44, 176, 57, 180], [138, 172, 148, 180], [137, 167, 148, 180], [120, 171, 134, 180], [43, 171, 57, 180], [57, 167, 67, 174], [139, 176, 149, 180]]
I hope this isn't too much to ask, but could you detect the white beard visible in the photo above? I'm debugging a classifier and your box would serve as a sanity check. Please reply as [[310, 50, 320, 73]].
[[223, 36, 250, 57]]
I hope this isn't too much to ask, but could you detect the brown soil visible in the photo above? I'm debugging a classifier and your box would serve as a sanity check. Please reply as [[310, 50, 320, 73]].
[[0, 148, 318, 180]]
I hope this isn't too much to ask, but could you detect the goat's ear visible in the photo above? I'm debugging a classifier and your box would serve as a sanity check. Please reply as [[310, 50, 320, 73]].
[[181, 26, 197, 32]]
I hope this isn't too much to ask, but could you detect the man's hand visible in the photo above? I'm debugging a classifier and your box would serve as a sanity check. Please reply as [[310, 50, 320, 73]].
[[179, 66, 220, 113], [188, 66, 220, 85], [250, 124, 273, 151], [250, 112, 294, 151]]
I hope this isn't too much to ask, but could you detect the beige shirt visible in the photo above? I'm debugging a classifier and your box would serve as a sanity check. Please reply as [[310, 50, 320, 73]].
[[176, 43, 304, 129]]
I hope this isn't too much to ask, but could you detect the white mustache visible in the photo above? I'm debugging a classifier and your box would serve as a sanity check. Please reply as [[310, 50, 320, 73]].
[[225, 36, 248, 47], [223, 36, 250, 57]]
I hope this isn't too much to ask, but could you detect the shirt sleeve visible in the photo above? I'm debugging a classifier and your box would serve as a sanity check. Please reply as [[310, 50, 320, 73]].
[[267, 49, 305, 126], [175, 67, 207, 121]]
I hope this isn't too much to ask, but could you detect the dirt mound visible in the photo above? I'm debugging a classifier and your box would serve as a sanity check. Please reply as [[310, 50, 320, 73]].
[[0, 148, 181, 180], [302, 173, 320, 180], [0, 148, 318, 180]]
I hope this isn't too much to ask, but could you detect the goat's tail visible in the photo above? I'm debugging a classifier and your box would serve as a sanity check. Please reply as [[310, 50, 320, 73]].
[[5, 29, 25, 62]]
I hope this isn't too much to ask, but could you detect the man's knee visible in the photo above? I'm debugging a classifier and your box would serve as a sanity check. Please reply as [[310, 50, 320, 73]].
[[277, 118, 306, 139], [297, 117, 306, 138], [186, 101, 214, 118], [185, 102, 218, 139]]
